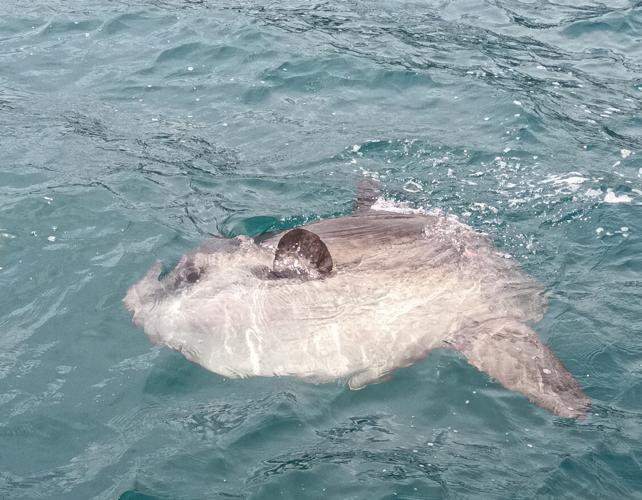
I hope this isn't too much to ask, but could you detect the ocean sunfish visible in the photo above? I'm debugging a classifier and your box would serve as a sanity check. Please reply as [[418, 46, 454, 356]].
[[124, 180, 589, 418]]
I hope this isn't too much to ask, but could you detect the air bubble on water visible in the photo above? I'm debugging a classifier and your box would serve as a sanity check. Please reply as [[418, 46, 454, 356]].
[[47, 236, 56, 242], [513, 100, 522, 106], [527, 444, 533, 448], [187, 66, 193, 71], [483, 116, 490, 121]]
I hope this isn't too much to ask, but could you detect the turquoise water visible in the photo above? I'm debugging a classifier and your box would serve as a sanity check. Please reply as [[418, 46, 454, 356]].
[[1, 0, 642, 498]]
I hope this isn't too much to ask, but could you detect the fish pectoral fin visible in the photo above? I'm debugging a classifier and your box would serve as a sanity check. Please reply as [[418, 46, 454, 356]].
[[447, 321, 589, 418], [273, 228, 333, 278]]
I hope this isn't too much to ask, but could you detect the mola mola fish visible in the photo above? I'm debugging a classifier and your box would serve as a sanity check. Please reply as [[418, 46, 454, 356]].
[[124, 179, 589, 418]]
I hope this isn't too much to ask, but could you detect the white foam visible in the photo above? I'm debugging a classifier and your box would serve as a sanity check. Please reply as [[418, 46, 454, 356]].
[[540, 174, 586, 193], [370, 197, 427, 215], [620, 149, 631, 159], [403, 180, 423, 193], [604, 190, 632, 204]]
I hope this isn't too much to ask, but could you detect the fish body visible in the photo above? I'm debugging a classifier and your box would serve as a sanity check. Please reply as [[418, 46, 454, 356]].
[[124, 185, 589, 417]]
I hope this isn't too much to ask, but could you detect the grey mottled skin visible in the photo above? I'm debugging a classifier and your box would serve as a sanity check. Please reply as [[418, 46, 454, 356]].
[[124, 185, 589, 418]]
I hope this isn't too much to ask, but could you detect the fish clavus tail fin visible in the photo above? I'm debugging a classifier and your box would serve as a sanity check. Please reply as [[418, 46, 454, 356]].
[[446, 320, 590, 418]]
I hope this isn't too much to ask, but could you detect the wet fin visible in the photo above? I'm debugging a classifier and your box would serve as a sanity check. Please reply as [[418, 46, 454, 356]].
[[354, 176, 380, 213], [447, 320, 589, 418], [273, 228, 333, 278]]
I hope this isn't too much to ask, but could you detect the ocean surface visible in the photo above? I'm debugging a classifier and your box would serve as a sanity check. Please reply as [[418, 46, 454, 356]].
[[1, 0, 641, 498]]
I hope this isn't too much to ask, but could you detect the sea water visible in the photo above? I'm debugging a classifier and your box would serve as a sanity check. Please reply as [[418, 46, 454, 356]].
[[1, 1, 641, 498]]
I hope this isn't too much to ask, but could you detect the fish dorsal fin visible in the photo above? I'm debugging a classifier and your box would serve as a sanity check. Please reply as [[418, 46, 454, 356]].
[[354, 176, 380, 213], [273, 228, 333, 278]]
